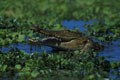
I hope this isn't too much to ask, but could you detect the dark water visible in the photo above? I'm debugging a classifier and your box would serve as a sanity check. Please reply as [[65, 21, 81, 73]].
[[1, 20, 120, 62]]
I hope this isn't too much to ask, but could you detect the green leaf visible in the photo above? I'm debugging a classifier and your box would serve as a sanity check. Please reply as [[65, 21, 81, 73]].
[[98, 37, 105, 41], [15, 64, 22, 70], [74, 50, 80, 54], [31, 70, 39, 78], [2, 65, 7, 71], [19, 71, 31, 76], [0, 64, 2, 68], [23, 67, 31, 71], [88, 75, 95, 80], [18, 34, 25, 42]]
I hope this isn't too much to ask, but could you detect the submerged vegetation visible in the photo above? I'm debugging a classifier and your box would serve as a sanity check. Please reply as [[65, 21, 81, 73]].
[[0, 0, 120, 80]]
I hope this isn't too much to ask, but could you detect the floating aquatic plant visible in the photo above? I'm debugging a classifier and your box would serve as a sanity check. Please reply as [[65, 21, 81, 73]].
[[0, 0, 120, 79]]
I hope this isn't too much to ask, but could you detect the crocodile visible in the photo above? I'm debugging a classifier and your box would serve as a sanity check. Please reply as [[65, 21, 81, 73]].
[[29, 26, 104, 52]]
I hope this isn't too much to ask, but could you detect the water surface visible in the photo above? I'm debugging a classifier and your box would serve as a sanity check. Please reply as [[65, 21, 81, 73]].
[[99, 39, 120, 61]]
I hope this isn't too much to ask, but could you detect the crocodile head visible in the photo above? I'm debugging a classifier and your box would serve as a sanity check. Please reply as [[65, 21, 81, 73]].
[[29, 27, 104, 52]]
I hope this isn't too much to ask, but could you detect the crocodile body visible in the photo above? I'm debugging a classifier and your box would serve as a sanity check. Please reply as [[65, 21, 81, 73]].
[[31, 27, 84, 41], [29, 27, 104, 52]]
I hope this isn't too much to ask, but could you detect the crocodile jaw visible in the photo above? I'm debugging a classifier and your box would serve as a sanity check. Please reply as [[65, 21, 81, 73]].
[[29, 37, 91, 51], [29, 37, 103, 52], [59, 39, 87, 50]]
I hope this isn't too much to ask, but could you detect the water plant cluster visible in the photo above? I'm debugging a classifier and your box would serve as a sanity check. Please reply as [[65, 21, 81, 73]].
[[0, 0, 120, 80], [0, 48, 119, 80]]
